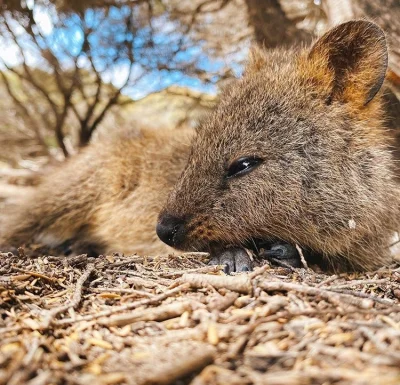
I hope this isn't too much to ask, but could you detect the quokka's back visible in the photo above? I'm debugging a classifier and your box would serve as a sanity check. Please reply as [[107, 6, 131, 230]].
[[0, 127, 193, 256]]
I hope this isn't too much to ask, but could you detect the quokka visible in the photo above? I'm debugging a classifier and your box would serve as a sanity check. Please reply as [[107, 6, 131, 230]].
[[1, 21, 399, 272]]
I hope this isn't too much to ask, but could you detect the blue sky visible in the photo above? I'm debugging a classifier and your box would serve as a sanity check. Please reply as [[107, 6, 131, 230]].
[[0, 3, 245, 99]]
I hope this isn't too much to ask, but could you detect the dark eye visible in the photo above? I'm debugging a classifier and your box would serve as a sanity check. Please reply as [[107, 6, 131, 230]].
[[226, 156, 264, 179]]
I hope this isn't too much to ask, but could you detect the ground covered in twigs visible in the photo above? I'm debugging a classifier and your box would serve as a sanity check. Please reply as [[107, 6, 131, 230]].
[[1, 249, 400, 385]]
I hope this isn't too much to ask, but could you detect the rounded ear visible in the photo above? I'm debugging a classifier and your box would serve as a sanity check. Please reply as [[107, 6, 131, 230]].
[[245, 45, 268, 74], [308, 20, 388, 106]]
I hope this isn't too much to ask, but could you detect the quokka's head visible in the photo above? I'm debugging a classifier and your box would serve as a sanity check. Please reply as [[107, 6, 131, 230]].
[[157, 20, 396, 254]]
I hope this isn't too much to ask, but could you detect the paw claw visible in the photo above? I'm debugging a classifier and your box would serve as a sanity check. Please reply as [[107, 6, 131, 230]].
[[260, 242, 301, 268], [211, 247, 253, 273]]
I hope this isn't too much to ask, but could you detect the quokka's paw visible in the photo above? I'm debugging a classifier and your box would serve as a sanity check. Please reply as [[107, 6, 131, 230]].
[[209, 247, 253, 274], [208, 241, 302, 274], [259, 242, 301, 268]]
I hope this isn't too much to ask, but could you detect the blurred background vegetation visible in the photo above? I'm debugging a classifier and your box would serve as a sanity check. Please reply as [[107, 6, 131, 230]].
[[0, 0, 398, 177]]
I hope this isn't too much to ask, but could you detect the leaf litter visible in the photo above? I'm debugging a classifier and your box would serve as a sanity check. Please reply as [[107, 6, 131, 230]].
[[1, 247, 400, 385]]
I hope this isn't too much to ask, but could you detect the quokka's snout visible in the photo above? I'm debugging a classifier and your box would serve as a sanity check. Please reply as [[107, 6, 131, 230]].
[[156, 214, 187, 249]]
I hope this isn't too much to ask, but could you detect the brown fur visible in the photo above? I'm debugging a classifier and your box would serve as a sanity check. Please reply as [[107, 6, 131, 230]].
[[0, 128, 192, 256], [159, 20, 400, 271], [1, 20, 399, 270]]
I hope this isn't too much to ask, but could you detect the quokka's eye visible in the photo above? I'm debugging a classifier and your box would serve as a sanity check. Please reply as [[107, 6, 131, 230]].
[[226, 156, 264, 179]]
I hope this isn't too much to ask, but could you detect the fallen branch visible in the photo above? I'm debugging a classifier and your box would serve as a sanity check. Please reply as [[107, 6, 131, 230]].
[[90, 287, 155, 298], [100, 301, 192, 326], [181, 273, 252, 294], [12, 267, 57, 283], [328, 278, 388, 289], [181, 263, 275, 294], [327, 288, 396, 307], [259, 281, 374, 309], [296, 244, 310, 269], [40, 264, 95, 328], [160, 264, 222, 278]]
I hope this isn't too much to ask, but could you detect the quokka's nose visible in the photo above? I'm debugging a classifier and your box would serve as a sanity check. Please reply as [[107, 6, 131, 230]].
[[156, 214, 186, 247]]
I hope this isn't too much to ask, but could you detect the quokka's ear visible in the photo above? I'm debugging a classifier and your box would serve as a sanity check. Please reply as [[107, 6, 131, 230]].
[[245, 45, 268, 74], [308, 20, 388, 106]]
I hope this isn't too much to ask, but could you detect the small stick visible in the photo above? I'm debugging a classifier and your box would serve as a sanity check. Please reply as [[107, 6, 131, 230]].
[[64, 254, 89, 267], [180, 252, 210, 259], [295, 244, 309, 269], [328, 288, 397, 306], [207, 291, 239, 312], [226, 334, 249, 358], [90, 287, 155, 298], [315, 274, 339, 287], [40, 264, 95, 328], [22, 337, 40, 366], [54, 283, 190, 325], [249, 263, 271, 279], [12, 267, 57, 283], [360, 327, 400, 362], [0, 325, 23, 336], [328, 278, 388, 289], [160, 264, 222, 278], [106, 269, 173, 286], [181, 273, 252, 294], [100, 301, 192, 326], [259, 281, 374, 309]]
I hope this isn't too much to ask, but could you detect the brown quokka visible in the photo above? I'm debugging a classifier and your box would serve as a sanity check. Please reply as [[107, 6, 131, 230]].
[[1, 20, 400, 272]]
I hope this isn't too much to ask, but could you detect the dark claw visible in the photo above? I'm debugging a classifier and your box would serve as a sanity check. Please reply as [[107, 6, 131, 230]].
[[223, 264, 231, 274], [209, 247, 253, 274], [220, 252, 235, 274], [260, 242, 301, 268], [208, 256, 220, 266], [57, 240, 74, 256]]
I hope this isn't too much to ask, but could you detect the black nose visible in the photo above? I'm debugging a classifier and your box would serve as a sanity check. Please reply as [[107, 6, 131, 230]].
[[156, 214, 186, 247]]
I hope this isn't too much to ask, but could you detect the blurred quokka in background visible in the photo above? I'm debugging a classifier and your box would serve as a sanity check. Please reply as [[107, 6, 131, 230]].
[[1, 20, 400, 272]]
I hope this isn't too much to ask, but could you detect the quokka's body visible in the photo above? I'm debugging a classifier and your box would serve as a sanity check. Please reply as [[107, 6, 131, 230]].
[[0, 128, 193, 256], [1, 20, 400, 271]]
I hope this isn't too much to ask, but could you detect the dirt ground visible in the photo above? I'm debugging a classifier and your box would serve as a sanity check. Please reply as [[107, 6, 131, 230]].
[[1, 247, 400, 385]]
